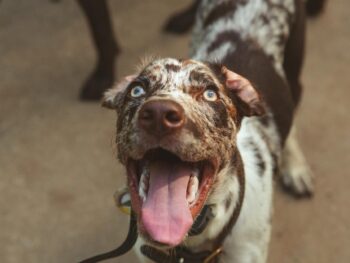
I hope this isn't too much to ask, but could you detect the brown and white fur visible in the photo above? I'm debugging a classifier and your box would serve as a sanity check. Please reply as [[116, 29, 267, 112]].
[[103, 0, 315, 262]]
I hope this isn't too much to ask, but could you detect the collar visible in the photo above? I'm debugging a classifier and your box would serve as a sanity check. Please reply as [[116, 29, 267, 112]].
[[141, 245, 223, 263]]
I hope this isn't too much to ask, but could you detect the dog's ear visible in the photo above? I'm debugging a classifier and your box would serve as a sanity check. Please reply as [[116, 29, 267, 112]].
[[102, 75, 137, 109], [222, 67, 266, 117]]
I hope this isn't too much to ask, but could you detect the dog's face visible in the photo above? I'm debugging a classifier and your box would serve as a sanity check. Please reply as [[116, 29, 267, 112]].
[[104, 58, 264, 247]]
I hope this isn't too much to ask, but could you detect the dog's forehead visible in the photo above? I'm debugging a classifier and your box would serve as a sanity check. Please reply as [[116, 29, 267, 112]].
[[140, 58, 220, 91]]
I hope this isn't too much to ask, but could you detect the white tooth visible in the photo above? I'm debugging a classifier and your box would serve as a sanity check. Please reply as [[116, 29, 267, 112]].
[[139, 169, 149, 202], [139, 183, 146, 202], [187, 175, 199, 204], [192, 168, 200, 178]]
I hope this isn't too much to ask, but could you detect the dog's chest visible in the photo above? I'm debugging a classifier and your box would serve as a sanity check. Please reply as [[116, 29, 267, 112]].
[[190, 0, 295, 76]]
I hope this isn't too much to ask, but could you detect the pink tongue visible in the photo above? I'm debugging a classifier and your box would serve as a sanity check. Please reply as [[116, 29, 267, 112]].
[[141, 158, 193, 246]]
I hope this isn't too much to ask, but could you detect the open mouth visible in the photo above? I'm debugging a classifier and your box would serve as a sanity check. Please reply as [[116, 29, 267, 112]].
[[127, 148, 217, 247]]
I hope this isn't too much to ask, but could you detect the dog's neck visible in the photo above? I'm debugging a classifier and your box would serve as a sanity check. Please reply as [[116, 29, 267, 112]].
[[185, 148, 245, 252]]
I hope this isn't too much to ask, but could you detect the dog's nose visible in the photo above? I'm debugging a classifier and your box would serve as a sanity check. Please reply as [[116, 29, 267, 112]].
[[138, 100, 185, 136]]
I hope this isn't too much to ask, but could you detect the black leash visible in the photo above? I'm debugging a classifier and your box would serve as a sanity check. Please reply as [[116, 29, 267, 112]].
[[79, 211, 138, 263]]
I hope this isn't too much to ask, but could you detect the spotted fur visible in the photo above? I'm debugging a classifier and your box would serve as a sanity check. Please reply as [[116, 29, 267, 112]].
[[191, 0, 295, 76], [104, 0, 314, 262], [113, 59, 240, 168], [105, 57, 280, 262]]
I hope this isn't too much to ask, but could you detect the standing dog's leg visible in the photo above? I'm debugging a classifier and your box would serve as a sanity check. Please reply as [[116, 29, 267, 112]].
[[283, 0, 306, 107], [280, 0, 314, 197], [78, 0, 119, 100], [281, 126, 314, 196]]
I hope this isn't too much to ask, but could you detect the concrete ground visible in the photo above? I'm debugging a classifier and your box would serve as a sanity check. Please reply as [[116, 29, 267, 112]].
[[0, 0, 349, 262]]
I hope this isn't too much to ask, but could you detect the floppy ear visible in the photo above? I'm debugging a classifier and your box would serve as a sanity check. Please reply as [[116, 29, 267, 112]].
[[222, 67, 266, 117], [102, 75, 137, 109]]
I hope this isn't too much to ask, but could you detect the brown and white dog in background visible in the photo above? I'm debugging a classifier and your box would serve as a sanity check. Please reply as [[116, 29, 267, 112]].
[[77, 0, 326, 101], [102, 0, 325, 262]]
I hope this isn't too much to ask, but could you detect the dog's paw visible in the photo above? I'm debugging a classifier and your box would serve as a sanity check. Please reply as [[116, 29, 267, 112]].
[[280, 162, 314, 197], [280, 126, 314, 198]]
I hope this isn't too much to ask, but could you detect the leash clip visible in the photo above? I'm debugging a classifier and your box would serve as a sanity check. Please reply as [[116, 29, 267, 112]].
[[115, 188, 131, 215], [203, 247, 223, 263]]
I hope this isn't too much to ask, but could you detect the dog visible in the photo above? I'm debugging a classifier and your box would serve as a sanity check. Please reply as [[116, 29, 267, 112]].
[[102, 0, 324, 262]]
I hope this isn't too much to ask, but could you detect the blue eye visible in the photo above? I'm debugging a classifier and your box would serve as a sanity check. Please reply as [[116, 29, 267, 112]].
[[130, 85, 145, 98], [203, 89, 218, 101]]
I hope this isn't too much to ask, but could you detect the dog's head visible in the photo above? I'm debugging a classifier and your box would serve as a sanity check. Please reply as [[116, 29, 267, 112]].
[[103, 58, 265, 247]]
